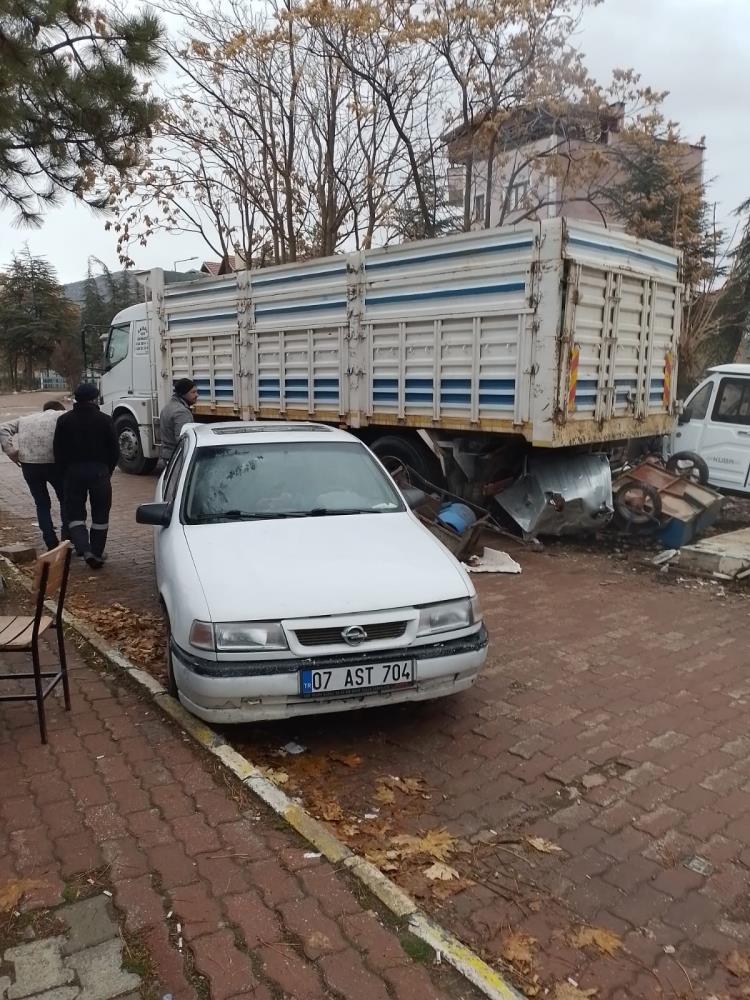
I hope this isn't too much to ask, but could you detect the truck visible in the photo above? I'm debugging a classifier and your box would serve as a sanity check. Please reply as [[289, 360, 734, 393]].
[[99, 217, 682, 506]]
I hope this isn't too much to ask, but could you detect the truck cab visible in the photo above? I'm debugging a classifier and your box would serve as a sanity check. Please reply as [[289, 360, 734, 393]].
[[673, 364, 750, 494], [99, 302, 159, 474]]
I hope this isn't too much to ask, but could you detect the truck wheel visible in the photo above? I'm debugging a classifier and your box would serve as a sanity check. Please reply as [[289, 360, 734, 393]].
[[114, 414, 157, 475], [666, 451, 709, 486], [369, 435, 444, 489]]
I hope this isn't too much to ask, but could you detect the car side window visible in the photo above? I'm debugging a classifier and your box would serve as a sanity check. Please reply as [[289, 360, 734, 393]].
[[163, 443, 186, 503], [684, 381, 713, 421], [712, 378, 750, 426]]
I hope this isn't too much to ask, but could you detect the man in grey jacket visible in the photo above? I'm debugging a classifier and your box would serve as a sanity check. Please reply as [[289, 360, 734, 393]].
[[158, 378, 198, 463], [0, 400, 67, 550]]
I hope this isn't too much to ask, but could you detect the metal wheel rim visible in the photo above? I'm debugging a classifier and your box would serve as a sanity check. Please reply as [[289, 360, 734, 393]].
[[118, 428, 139, 460]]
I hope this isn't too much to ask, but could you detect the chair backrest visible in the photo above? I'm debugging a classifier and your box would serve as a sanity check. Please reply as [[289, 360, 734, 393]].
[[33, 541, 73, 625]]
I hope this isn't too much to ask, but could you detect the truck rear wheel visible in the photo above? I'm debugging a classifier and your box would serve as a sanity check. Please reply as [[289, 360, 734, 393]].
[[114, 414, 158, 475], [369, 435, 444, 489]]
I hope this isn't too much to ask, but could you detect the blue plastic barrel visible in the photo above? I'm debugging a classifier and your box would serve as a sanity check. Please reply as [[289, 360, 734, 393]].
[[437, 503, 477, 534]]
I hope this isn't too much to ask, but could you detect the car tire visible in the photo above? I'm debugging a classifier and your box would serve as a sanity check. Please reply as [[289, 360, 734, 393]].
[[163, 613, 179, 699], [114, 414, 158, 475], [666, 451, 709, 486], [369, 434, 444, 489]]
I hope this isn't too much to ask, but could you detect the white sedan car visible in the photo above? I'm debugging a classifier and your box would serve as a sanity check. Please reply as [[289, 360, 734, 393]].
[[136, 422, 488, 723]]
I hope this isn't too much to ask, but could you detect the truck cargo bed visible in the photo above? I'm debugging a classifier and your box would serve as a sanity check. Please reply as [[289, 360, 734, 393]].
[[148, 218, 681, 447]]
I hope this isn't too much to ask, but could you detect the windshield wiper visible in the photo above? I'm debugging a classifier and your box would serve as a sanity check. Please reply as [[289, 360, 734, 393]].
[[307, 507, 384, 516], [191, 510, 305, 522], [191, 507, 389, 522]]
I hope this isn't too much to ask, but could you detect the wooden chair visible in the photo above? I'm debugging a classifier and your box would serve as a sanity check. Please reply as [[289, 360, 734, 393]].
[[0, 541, 73, 743]]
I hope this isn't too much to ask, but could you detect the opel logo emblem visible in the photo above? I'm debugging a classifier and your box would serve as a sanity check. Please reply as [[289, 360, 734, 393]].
[[342, 625, 367, 646]]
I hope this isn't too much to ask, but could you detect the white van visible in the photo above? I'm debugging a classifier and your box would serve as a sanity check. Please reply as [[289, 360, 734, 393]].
[[673, 364, 750, 494]]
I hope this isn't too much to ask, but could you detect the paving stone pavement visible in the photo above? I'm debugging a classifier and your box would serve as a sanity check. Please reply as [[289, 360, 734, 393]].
[[2, 895, 140, 999], [0, 626, 479, 1000], [3, 391, 750, 997]]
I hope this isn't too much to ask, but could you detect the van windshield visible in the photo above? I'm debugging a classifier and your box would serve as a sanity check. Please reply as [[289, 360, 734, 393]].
[[183, 441, 404, 522]]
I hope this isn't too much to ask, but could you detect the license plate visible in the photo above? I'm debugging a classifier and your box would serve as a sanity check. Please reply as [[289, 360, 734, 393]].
[[300, 661, 415, 697]]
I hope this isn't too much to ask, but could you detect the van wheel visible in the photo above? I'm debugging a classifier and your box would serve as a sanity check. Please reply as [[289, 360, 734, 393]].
[[114, 414, 157, 475], [666, 451, 709, 486], [370, 435, 444, 489]]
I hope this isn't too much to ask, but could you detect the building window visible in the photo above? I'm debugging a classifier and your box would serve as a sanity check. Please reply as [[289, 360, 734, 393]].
[[473, 194, 485, 223], [510, 181, 530, 210]]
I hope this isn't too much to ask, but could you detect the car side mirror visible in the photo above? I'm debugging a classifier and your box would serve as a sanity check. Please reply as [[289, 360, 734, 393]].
[[678, 411, 691, 426], [402, 486, 429, 510], [136, 502, 173, 527]]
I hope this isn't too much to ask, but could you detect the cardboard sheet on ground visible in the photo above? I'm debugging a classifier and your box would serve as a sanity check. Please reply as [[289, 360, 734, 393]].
[[463, 547, 522, 574]]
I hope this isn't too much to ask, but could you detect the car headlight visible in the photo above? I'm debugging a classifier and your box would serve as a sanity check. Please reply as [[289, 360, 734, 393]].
[[214, 621, 288, 652], [416, 596, 482, 637]]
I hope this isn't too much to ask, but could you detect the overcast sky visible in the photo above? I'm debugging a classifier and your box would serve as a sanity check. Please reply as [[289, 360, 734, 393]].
[[2, 0, 748, 284]]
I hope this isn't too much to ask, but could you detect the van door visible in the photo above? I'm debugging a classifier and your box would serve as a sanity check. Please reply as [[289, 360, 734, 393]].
[[673, 378, 713, 455], [677, 375, 750, 492]]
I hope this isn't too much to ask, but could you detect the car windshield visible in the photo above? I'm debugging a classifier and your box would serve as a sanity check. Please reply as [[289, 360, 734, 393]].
[[183, 441, 404, 522]]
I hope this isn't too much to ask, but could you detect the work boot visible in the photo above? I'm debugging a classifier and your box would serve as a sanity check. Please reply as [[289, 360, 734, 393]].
[[84, 552, 104, 570]]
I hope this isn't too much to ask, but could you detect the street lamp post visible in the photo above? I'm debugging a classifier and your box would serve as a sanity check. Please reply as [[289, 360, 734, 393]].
[[173, 256, 199, 270]]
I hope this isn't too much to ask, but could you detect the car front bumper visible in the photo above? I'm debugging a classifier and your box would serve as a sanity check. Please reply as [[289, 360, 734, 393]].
[[171, 627, 488, 723]]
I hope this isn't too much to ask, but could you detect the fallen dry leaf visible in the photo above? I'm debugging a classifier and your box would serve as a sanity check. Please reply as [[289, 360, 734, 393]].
[[386, 775, 429, 797], [424, 862, 459, 881], [0, 878, 48, 912], [569, 926, 622, 957], [365, 850, 400, 873], [552, 985, 597, 1000], [501, 932, 536, 967], [374, 782, 396, 805], [329, 752, 362, 768], [319, 801, 345, 822], [392, 828, 456, 862], [430, 877, 473, 901], [257, 766, 289, 786], [67, 599, 165, 671], [526, 836, 563, 855], [725, 950, 750, 978]]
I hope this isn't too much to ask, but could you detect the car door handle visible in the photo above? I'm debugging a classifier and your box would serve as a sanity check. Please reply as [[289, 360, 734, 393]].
[[738, 430, 750, 437]]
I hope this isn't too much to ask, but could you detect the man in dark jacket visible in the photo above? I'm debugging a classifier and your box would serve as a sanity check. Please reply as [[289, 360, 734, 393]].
[[53, 383, 119, 570], [159, 378, 198, 463]]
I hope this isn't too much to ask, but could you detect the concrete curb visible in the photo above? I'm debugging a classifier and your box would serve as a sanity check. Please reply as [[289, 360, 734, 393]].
[[0, 556, 525, 1000]]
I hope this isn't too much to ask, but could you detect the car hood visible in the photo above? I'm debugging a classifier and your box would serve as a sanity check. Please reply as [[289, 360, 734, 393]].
[[182, 512, 471, 621]]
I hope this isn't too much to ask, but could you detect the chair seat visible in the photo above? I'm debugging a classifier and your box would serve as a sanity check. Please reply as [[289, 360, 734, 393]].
[[0, 615, 53, 651]]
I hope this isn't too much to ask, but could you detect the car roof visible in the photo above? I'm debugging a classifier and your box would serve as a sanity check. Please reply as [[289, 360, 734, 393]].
[[708, 363, 750, 377], [188, 421, 358, 447]]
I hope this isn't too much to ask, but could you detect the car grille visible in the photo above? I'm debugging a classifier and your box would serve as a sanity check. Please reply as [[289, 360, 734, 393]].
[[294, 621, 408, 647]]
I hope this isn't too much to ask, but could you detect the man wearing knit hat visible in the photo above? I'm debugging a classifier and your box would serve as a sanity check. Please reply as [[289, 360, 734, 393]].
[[53, 383, 119, 570], [158, 378, 198, 464]]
